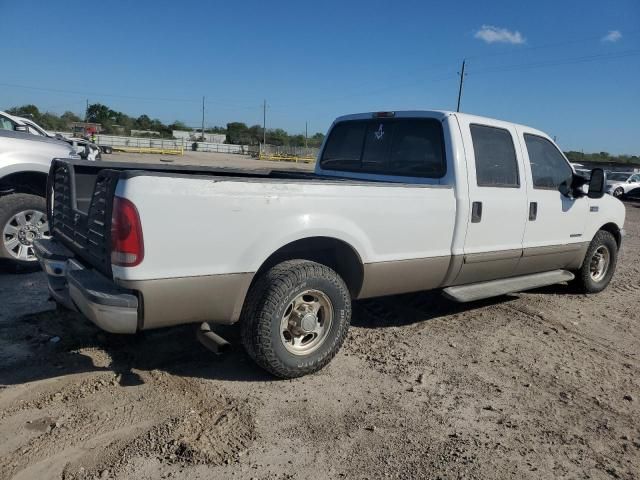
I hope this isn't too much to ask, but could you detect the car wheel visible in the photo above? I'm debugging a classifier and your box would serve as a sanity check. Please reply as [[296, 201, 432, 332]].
[[574, 230, 618, 293], [613, 187, 624, 198], [240, 260, 352, 378], [0, 194, 50, 266]]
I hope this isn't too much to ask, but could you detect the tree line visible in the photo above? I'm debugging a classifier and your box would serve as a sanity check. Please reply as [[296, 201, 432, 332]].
[[4, 104, 638, 161], [564, 151, 639, 166], [5, 104, 325, 147]]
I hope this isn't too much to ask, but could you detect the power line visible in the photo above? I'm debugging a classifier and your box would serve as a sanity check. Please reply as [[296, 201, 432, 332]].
[[0, 82, 260, 109], [469, 49, 640, 75], [466, 29, 640, 61], [0, 82, 200, 103]]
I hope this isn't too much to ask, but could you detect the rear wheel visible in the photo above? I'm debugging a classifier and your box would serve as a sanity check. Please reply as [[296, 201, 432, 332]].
[[574, 230, 618, 293], [240, 260, 351, 378], [0, 194, 50, 266]]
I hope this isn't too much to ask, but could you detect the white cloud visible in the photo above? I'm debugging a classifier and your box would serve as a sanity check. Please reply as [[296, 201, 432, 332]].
[[474, 25, 526, 45], [602, 30, 622, 42]]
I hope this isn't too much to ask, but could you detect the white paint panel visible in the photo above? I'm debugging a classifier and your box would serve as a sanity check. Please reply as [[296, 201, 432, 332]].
[[456, 115, 528, 255], [113, 177, 456, 281], [516, 127, 589, 249]]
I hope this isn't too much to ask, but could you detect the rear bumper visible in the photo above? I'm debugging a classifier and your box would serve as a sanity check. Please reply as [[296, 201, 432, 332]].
[[34, 238, 139, 334]]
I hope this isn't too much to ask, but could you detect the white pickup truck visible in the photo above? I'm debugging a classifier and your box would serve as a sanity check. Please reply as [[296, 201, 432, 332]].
[[35, 111, 625, 378]]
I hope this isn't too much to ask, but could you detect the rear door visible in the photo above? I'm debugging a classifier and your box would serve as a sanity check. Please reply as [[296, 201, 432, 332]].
[[515, 128, 589, 274], [454, 117, 528, 284]]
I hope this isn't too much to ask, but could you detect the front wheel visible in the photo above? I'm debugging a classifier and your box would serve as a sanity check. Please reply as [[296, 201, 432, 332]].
[[240, 260, 352, 378], [574, 230, 618, 293], [613, 187, 624, 198], [0, 194, 50, 266]]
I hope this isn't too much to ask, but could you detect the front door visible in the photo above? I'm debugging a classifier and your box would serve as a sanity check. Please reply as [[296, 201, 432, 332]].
[[454, 118, 528, 285], [516, 129, 589, 274]]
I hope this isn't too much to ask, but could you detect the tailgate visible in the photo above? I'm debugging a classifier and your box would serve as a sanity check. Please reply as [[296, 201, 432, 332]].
[[48, 159, 121, 277]]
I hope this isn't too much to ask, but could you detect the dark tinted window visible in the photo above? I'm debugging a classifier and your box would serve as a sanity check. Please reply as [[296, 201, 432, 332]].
[[524, 134, 573, 189], [608, 172, 631, 181], [320, 118, 446, 178], [321, 121, 366, 169], [470, 124, 519, 187]]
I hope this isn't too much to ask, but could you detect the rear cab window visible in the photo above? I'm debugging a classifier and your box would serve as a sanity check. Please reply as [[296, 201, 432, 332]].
[[470, 124, 520, 188], [320, 117, 446, 179]]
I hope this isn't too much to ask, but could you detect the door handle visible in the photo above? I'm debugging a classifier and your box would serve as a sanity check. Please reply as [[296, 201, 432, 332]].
[[529, 202, 538, 221], [471, 201, 482, 223]]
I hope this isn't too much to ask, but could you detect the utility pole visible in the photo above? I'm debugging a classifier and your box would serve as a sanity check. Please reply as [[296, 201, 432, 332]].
[[85, 99, 89, 122], [456, 59, 466, 113], [201, 96, 205, 140], [262, 99, 267, 146], [305, 121, 308, 148]]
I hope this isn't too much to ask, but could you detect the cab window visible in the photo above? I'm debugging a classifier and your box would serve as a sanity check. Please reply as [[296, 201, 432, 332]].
[[524, 134, 573, 190], [320, 118, 446, 178], [470, 124, 519, 188]]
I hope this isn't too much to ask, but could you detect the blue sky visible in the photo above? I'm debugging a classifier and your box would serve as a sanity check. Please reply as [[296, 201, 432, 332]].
[[1, 0, 638, 154]]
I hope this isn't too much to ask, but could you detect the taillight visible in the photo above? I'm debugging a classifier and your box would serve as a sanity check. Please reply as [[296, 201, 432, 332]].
[[111, 196, 144, 267]]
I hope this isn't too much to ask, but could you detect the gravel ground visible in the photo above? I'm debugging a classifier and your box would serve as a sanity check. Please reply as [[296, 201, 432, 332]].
[[0, 158, 638, 479]]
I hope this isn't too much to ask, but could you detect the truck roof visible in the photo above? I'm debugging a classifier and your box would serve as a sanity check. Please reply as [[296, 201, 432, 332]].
[[333, 110, 547, 136]]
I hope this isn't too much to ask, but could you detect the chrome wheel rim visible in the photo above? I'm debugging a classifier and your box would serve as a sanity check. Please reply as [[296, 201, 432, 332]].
[[280, 289, 333, 355], [2, 210, 50, 262], [589, 245, 610, 282], [613, 188, 624, 198]]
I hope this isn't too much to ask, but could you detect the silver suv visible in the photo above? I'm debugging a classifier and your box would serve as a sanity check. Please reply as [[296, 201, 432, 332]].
[[0, 129, 79, 266]]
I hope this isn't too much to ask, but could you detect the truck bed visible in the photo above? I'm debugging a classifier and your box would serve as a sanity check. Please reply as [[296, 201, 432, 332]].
[[48, 158, 438, 279], [48, 159, 322, 275]]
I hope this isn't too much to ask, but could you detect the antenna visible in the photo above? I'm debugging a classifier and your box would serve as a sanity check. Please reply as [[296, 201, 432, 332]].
[[456, 59, 466, 112]]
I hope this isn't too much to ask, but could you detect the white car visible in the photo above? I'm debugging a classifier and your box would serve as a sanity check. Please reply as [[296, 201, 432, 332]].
[[606, 171, 640, 199], [35, 110, 625, 378], [0, 129, 80, 265], [0, 111, 101, 161]]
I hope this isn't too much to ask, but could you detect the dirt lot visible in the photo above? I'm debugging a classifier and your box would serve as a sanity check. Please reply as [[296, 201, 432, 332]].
[[0, 156, 638, 479]]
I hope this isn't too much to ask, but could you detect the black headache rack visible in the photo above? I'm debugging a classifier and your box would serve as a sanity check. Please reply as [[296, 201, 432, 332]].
[[47, 159, 120, 277]]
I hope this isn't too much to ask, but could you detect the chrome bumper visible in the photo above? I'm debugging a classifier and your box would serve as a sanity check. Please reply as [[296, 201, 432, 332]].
[[34, 238, 139, 334]]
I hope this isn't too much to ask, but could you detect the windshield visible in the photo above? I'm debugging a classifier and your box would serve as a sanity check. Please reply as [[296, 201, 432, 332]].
[[20, 119, 48, 136], [608, 173, 631, 181]]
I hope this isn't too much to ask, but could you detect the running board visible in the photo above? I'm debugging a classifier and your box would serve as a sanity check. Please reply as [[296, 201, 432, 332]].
[[442, 270, 575, 303]]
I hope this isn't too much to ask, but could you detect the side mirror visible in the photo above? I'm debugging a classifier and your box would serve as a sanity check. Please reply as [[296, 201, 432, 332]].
[[588, 168, 606, 199], [559, 181, 572, 197]]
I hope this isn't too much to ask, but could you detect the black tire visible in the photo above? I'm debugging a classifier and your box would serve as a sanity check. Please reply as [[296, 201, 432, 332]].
[[240, 260, 351, 378], [0, 194, 48, 267], [101, 146, 112, 154], [574, 230, 618, 293], [613, 187, 624, 199]]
